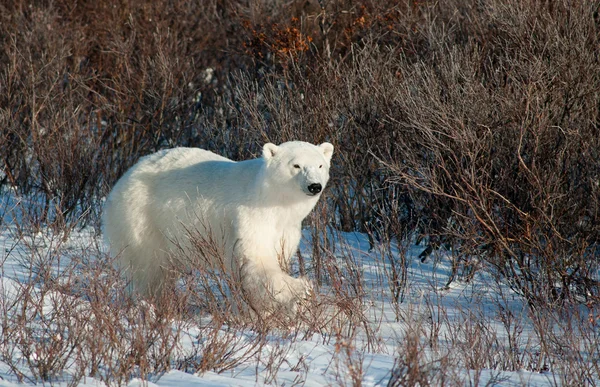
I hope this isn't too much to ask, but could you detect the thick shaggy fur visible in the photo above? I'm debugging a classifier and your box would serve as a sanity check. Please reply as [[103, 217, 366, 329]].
[[102, 141, 333, 314]]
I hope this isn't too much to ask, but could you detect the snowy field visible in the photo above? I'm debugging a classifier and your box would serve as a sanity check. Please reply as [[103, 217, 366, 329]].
[[0, 195, 597, 386]]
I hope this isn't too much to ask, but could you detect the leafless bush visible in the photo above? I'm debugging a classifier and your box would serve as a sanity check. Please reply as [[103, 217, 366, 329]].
[[0, 0, 258, 226], [0, 218, 188, 385], [387, 302, 463, 387], [375, 0, 600, 305]]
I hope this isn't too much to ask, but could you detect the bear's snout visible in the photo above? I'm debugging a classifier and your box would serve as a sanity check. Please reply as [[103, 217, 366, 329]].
[[307, 183, 322, 195]]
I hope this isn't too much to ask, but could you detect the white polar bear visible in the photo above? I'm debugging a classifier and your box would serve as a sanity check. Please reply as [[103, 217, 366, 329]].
[[102, 141, 333, 315]]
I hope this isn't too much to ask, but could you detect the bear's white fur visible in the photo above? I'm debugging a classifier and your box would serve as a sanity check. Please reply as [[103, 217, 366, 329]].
[[102, 141, 333, 314]]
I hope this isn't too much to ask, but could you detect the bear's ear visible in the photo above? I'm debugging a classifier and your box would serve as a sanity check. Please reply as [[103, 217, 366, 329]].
[[262, 143, 279, 160], [319, 142, 334, 162]]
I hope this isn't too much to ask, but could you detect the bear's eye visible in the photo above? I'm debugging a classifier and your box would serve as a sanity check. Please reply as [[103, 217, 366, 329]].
[[319, 165, 323, 168], [293, 164, 300, 169]]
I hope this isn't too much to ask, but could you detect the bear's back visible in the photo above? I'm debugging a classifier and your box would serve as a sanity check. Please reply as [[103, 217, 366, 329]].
[[140, 147, 263, 216], [139, 147, 233, 174]]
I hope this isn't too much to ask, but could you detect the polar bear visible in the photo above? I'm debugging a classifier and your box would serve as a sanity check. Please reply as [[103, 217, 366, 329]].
[[102, 141, 334, 315]]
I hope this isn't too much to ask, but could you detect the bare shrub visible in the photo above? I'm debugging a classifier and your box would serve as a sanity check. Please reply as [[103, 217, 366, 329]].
[[375, 0, 600, 305], [0, 0, 256, 226], [0, 208, 187, 385], [387, 302, 462, 387]]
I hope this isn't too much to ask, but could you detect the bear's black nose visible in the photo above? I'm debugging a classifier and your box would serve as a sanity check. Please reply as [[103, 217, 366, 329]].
[[308, 183, 322, 194]]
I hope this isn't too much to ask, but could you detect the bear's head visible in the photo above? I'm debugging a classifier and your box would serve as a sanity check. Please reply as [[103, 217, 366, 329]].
[[262, 141, 334, 199]]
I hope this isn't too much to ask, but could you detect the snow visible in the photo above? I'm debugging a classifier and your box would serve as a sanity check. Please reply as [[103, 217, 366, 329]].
[[0, 195, 595, 386]]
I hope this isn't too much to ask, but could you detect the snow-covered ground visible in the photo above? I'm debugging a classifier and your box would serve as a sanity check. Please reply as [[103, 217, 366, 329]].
[[0, 196, 596, 386]]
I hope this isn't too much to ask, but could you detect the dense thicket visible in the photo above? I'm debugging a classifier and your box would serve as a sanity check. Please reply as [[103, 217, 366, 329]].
[[1, 0, 599, 302]]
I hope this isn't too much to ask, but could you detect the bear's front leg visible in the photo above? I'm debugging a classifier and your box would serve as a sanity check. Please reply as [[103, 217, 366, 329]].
[[240, 259, 312, 317], [271, 274, 312, 305]]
